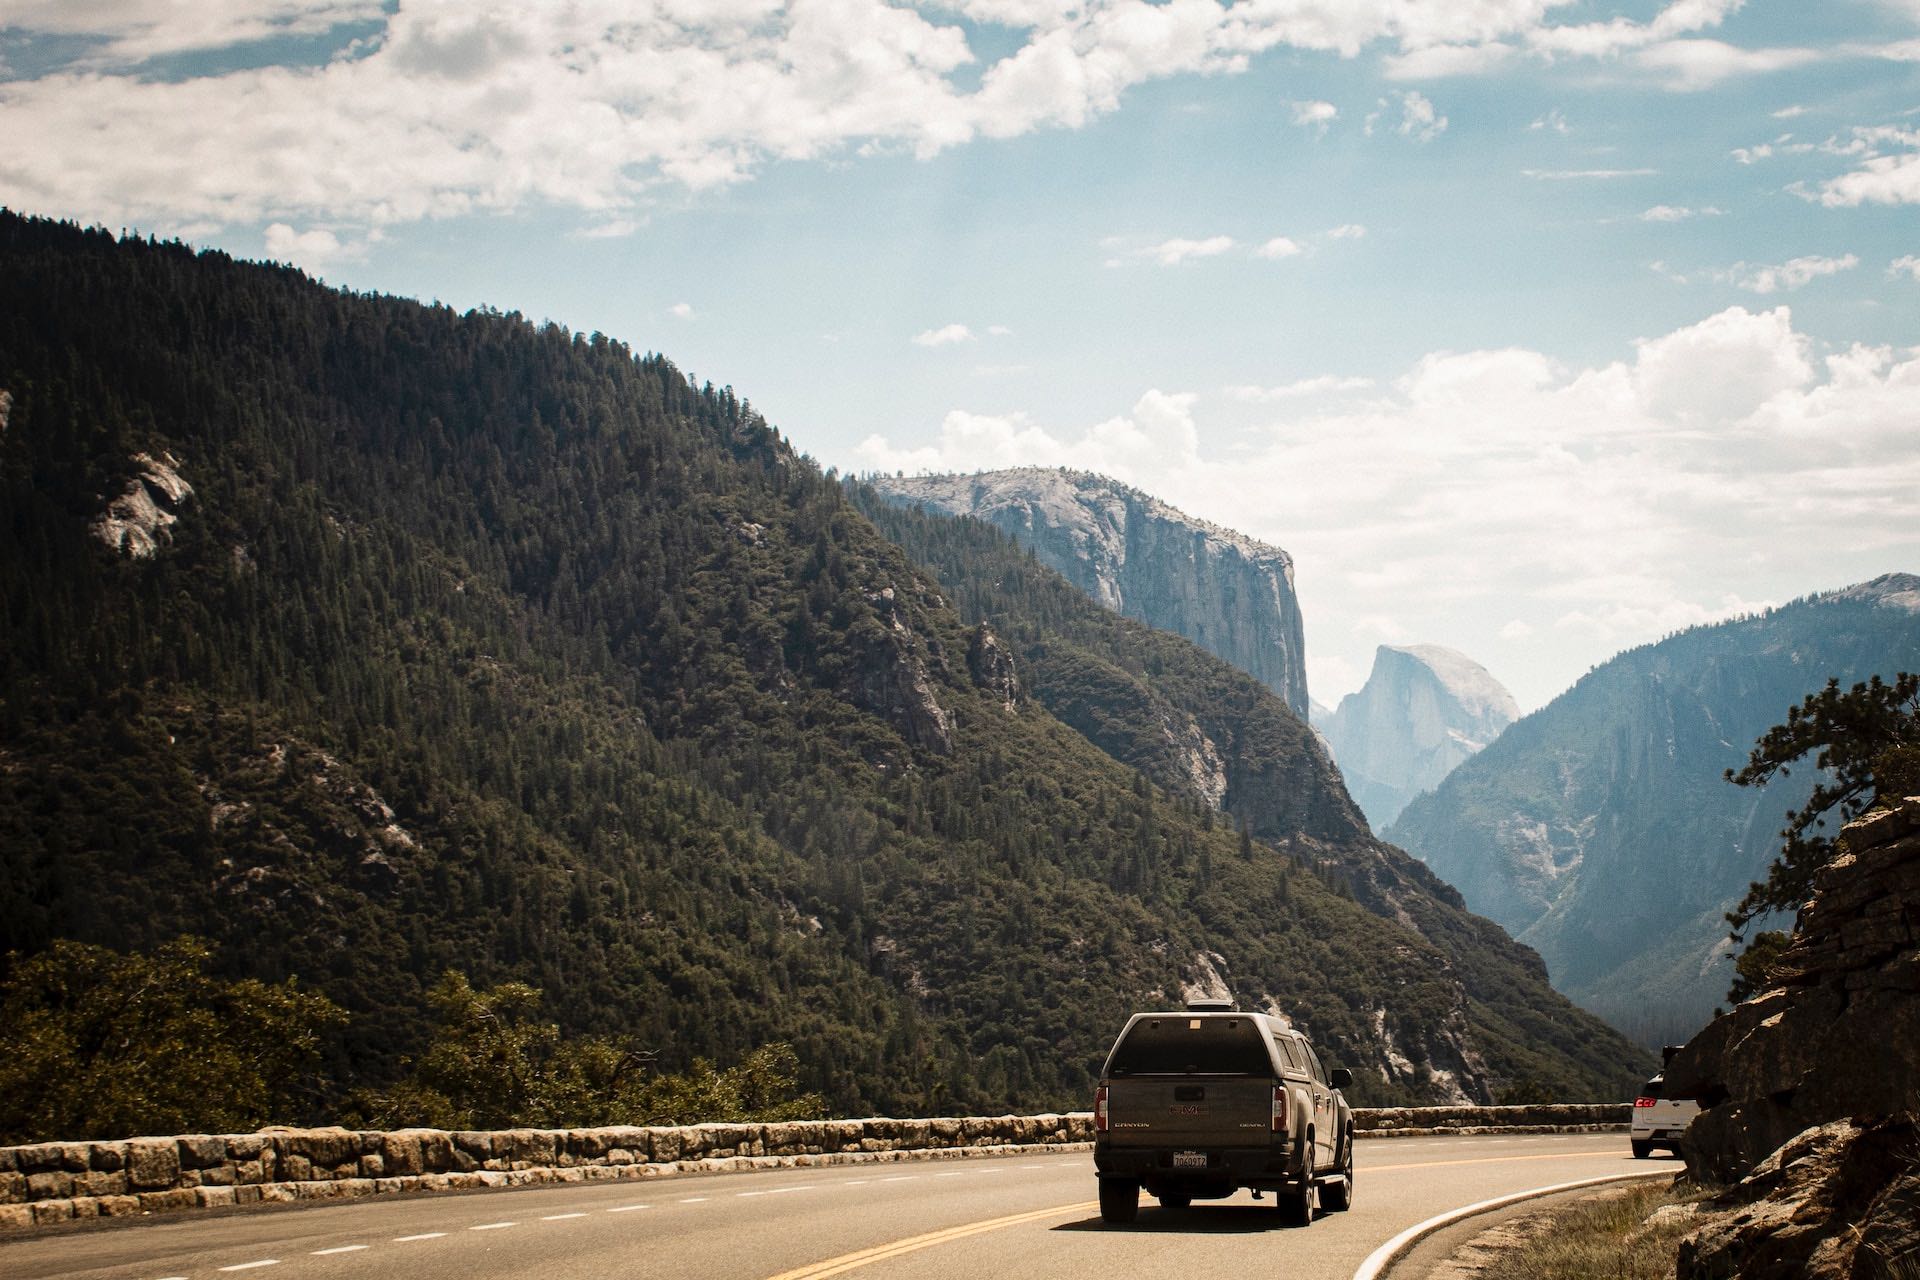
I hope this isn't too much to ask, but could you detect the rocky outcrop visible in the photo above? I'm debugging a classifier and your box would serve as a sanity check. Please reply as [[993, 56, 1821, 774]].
[[1386, 577, 1920, 1041], [91, 451, 193, 558], [846, 585, 953, 754], [871, 469, 1309, 717], [1321, 645, 1518, 830], [1665, 796, 1920, 1184], [966, 623, 1022, 712], [1675, 1115, 1920, 1280]]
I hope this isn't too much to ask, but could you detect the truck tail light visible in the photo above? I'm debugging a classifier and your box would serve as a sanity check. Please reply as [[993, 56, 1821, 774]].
[[1272, 1085, 1288, 1133], [1634, 1097, 1657, 1108], [1095, 1085, 1110, 1133]]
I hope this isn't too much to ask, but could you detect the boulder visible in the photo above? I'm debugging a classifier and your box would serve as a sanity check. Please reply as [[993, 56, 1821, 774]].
[[1676, 1114, 1920, 1280], [1665, 797, 1920, 1184]]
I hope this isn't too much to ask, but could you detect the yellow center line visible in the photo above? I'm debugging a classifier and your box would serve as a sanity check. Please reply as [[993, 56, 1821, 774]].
[[761, 1147, 1631, 1280], [761, 1201, 1098, 1280]]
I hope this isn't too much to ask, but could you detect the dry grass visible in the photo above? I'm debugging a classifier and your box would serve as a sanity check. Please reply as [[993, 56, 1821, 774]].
[[1470, 1179, 1717, 1280]]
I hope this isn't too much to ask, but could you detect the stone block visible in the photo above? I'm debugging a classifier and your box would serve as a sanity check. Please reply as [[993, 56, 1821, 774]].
[[97, 1195, 142, 1218], [126, 1141, 180, 1191], [227, 1135, 265, 1161], [137, 1189, 199, 1213], [73, 1170, 128, 1198], [0, 1204, 31, 1230], [257, 1184, 299, 1204], [232, 1185, 262, 1206], [178, 1136, 226, 1169], [88, 1143, 126, 1172], [0, 1149, 13, 1174], [197, 1165, 235, 1187], [0, 1172, 25, 1204], [290, 1130, 359, 1168], [13, 1145, 61, 1174], [30, 1200, 74, 1225], [195, 1186, 237, 1208], [359, 1154, 385, 1178]]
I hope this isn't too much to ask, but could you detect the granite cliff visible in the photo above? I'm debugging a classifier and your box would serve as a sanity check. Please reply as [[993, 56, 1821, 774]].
[[1320, 644, 1518, 830], [869, 469, 1309, 717]]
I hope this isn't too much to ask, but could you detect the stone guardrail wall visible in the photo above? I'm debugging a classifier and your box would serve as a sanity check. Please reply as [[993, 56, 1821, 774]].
[[0, 1104, 1629, 1229]]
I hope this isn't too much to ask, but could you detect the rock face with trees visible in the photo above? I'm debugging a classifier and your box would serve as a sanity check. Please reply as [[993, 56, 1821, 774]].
[[1662, 677, 1920, 1279], [870, 469, 1310, 718], [0, 212, 1647, 1141], [1387, 584, 1920, 1044]]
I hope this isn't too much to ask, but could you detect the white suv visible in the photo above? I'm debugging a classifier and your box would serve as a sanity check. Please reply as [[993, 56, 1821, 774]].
[[1630, 1073, 1697, 1158]]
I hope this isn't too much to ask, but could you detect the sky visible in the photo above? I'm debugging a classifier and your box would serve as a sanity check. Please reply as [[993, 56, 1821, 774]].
[[3, 1, 1917, 711]]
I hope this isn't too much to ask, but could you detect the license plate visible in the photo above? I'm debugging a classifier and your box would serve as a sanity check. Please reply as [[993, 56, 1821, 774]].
[[1172, 1151, 1207, 1169]]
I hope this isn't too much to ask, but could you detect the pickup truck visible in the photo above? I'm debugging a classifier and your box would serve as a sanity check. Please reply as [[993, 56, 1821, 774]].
[[1092, 1000, 1354, 1225]]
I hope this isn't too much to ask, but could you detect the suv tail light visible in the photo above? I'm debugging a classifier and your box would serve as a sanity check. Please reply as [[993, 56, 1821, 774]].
[[1633, 1096, 1657, 1108], [1095, 1085, 1110, 1132], [1272, 1085, 1288, 1133]]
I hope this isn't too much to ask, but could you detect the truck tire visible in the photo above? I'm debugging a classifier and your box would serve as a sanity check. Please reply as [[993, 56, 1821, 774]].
[[1320, 1134, 1354, 1212], [1632, 1141, 1653, 1159], [1100, 1177, 1140, 1224], [1278, 1136, 1315, 1226]]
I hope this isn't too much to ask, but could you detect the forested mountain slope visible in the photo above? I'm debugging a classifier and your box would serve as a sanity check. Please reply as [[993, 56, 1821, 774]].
[[854, 492, 1649, 1099], [1387, 578, 1920, 1045], [0, 213, 1645, 1117]]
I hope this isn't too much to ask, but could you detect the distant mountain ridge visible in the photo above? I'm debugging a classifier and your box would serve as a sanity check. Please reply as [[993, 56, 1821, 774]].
[[869, 469, 1310, 716], [1321, 644, 1520, 830], [1386, 575, 1920, 1045]]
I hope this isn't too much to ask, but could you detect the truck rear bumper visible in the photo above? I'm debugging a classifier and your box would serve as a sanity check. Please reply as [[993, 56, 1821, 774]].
[[1095, 1143, 1300, 1192]]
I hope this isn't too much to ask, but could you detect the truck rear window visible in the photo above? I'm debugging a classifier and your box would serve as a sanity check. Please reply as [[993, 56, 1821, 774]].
[[1105, 1017, 1276, 1076]]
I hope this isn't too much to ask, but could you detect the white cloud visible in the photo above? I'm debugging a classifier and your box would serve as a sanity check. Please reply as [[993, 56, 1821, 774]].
[[263, 221, 368, 269], [669, 302, 694, 319], [1530, 109, 1570, 134], [1631, 40, 1822, 91], [851, 305, 1919, 709], [913, 323, 977, 347], [1641, 204, 1722, 221], [1729, 254, 1860, 294], [1327, 223, 1368, 239], [1524, 168, 1658, 179], [1138, 235, 1236, 266], [1396, 91, 1448, 142], [0, 0, 1842, 236], [1772, 105, 1807, 120], [1808, 125, 1920, 207], [1223, 376, 1375, 402], [1256, 236, 1304, 260], [1290, 100, 1338, 132], [1890, 255, 1920, 281]]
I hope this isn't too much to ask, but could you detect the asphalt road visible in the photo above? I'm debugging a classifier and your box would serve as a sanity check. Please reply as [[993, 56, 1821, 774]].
[[0, 1132, 1681, 1280]]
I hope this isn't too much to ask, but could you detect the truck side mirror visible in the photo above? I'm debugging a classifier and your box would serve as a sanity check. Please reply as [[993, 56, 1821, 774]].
[[1330, 1067, 1352, 1090]]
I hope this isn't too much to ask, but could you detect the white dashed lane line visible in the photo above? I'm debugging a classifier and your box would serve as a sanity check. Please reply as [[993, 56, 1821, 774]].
[[137, 1161, 1065, 1277]]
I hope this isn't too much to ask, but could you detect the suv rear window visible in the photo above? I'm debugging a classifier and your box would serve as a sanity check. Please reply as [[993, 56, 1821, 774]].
[[1641, 1077, 1664, 1099], [1106, 1017, 1276, 1076]]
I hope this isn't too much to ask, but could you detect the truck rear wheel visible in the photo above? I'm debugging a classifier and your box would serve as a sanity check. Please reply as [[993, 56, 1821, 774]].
[[1100, 1177, 1140, 1224], [1277, 1136, 1315, 1226], [1321, 1134, 1354, 1212]]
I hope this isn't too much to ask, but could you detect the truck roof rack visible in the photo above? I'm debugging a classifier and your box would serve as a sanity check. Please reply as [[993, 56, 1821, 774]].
[[1184, 996, 1237, 1011]]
